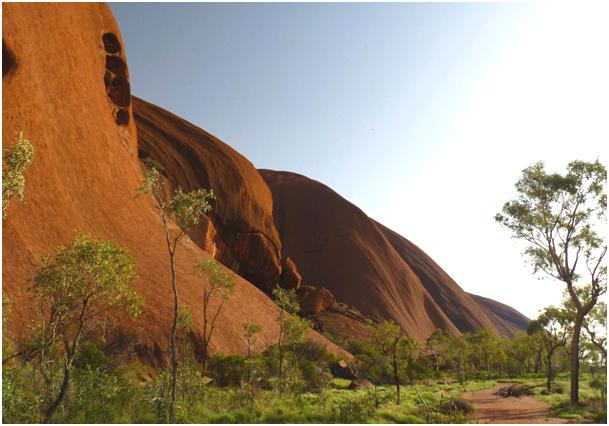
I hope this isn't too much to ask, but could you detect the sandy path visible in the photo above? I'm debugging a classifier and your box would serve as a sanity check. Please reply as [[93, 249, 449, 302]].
[[463, 383, 568, 424]]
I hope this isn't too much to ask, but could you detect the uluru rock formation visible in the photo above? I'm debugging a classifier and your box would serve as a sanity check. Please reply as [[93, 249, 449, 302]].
[[133, 96, 282, 291], [260, 170, 529, 340], [374, 222, 529, 337], [1, 3, 346, 365], [467, 293, 530, 336], [3, 2, 528, 370], [259, 170, 460, 342]]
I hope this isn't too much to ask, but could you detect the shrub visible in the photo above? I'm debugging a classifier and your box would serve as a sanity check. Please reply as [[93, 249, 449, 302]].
[[208, 353, 246, 387], [73, 341, 112, 371]]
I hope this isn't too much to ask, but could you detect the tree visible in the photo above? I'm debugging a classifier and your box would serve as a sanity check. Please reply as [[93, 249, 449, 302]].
[[29, 233, 142, 422], [196, 259, 235, 376], [370, 320, 419, 404], [272, 287, 308, 394], [505, 332, 538, 376], [444, 333, 469, 385], [583, 302, 607, 364], [527, 307, 569, 392], [465, 328, 504, 378], [496, 160, 607, 404], [242, 321, 262, 391], [2, 131, 34, 219], [563, 292, 607, 367], [426, 329, 453, 373], [137, 163, 214, 420]]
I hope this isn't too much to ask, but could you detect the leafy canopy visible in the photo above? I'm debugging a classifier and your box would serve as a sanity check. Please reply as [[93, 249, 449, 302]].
[[137, 163, 215, 231], [197, 259, 236, 301], [2, 131, 34, 219], [273, 287, 309, 345], [30, 233, 143, 332], [495, 160, 606, 308]]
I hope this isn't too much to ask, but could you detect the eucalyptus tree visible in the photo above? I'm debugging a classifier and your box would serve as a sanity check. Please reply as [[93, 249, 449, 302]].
[[496, 160, 606, 404], [137, 162, 214, 420], [272, 287, 308, 394], [563, 292, 606, 366], [196, 258, 235, 376], [527, 307, 569, 392], [242, 320, 262, 391], [2, 131, 34, 219], [370, 320, 419, 404], [30, 233, 142, 422]]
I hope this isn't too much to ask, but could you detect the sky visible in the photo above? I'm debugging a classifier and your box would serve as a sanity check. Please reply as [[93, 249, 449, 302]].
[[111, 2, 608, 319]]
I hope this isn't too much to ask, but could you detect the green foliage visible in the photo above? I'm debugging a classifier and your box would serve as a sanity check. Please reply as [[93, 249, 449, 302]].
[[167, 187, 214, 229], [137, 162, 215, 232], [177, 305, 194, 332], [26, 233, 142, 422], [31, 233, 142, 322], [273, 286, 301, 315], [272, 287, 310, 394], [208, 353, 246, 387], [73, 341, 112, 371], [197, 259, 236, 302], [2, 131, 34, 219], [496, 159, 607, 403]]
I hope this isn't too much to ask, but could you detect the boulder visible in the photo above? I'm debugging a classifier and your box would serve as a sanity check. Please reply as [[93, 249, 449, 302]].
[[330, 360, 357, 380], [494, 383, 534, 398], [298, 285, 336, 315], [280, 257, 302, 290], [439, 399, 473, 415]]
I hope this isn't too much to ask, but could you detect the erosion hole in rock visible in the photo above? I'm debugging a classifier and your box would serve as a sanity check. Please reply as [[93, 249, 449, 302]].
[[102, 32, 121, 54], [115, 109, 130, 126], [108, 77, 131, 107], [3, 40, 16, 77], [105, 55, 126, 79]]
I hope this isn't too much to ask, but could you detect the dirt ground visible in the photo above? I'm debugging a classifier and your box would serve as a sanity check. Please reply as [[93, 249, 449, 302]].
[[463, 383, 569, 424]]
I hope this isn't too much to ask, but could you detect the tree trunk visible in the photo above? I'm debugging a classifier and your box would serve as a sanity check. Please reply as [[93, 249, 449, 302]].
[[168, 250, 179, 422], [546, 353, 553, 393], [392, 341, 400, 404], [44, 360, 70, 423], [570, 313, 584, 405], [201, 341, 209, 378], [278, 330, 284, 395]]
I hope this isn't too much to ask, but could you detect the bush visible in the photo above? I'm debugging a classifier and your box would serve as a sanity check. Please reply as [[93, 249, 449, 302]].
[[208, 353, 246, 387], [336, 391, 377, 423], [299, 360, 332, 391], [62, 366, 134, 423], [73, 341, 112, 371]]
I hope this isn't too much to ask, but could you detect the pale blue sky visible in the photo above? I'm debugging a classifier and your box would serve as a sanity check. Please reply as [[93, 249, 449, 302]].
[[111, 3, 608, 318]]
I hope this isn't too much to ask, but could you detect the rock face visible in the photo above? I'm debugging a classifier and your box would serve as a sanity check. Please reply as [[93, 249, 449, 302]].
[[467, 293, 531, 337], [1, 3, 347, 364], [298, 285, 336, 315], [133, 97, 282, 291], [375, 222, 530, 337], [260, 170, 529, 340], [280, 257, 302, 290]]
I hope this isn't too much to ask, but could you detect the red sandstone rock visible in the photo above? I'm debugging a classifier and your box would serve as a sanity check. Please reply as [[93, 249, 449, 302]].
[[1, 3, 348, 364], [260, 170, 529, 341], [298, 285, 336, 315], [133, 97, 282, 291], [280, 257, 302, 290]]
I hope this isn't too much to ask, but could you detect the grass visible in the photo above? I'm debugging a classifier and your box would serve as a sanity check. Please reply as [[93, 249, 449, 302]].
[[4, 358, 605, 423]]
